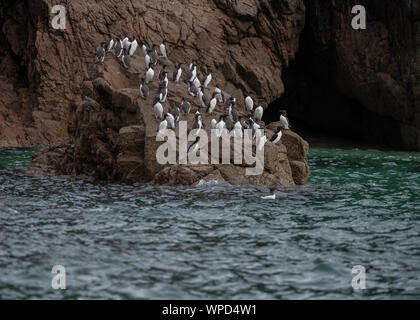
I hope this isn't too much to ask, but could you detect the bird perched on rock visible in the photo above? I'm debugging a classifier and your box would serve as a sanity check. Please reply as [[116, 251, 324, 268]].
[[279, 110, 290, 130], [245, 96, 254, 112], [170, 104, 180, 122], [199, 90, 208, 109], [139, 78, 148, 99], [158, 85, 168, 103], [114, 37, 123, 57], [122, 33, 131, 50], [121, 48, 130, 69], [254, 105, 263, 122], [192, 111, 204, 136], [206, 92, 217, 114], [105, 35, 114, 54], [146, 66, 154, 84], [270, 126, 284, 144], [160, 38, 168, 58], [215, 115, 227, 138], [228, 101, 238, 123], [214, 85, 224, 103], [166, 113, 175, 129], [173, 63, 182, 83], [202, 69, 212, 88], [153, 97, 163, 120], [129, 35, 138, 56], [188, 82, 200, 97], [95, 42, 106, 64], [158, 65, 168, 82], [181, 98, 191, 114], [150, 45, 159, 65], [157, 118, 168, 134], [141, 40, 150, 56]]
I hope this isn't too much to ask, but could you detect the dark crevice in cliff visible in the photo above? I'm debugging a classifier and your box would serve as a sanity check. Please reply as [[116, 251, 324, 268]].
[[264, 0, 413, 149]]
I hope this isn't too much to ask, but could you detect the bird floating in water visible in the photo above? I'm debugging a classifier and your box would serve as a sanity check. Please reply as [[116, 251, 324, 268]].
[[261, 188, 276, 200]]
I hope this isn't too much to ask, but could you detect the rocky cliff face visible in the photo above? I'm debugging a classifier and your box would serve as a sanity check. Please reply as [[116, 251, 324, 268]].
[[0, 0, 305, 146], [272, 0, 420, 150]]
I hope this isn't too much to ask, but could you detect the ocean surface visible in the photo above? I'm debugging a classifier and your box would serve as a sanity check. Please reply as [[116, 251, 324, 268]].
[[0, 146, 419, 299]]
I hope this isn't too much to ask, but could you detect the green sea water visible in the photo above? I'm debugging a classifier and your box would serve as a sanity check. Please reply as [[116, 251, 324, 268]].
[[0, 146, 419, 299]]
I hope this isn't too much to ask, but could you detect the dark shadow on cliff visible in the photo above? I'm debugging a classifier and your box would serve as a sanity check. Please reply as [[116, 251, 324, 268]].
[[263, 0, 418, 151]]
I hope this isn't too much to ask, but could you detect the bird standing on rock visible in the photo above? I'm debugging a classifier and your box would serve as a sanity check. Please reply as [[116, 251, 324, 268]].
[[153, 97, 164, 120], [202, 69, 212, 88], [245, 96, 254, 112], [146, 67, 154, 84], [173, 63, 182, 83], [280, 110, 290, 130], [181, 98, 191, 114], [150, 45, 159, 65], [214, 85, 224, 103], [114, 37, 123, 57], [192, 112, 204, 136], [160, 38, 168, 58], [141, 40, 150, 56], [187, 136, 200, 155], [206, 92, 217, 114], [254, 105, 263, 121], [129, 35, 138, 56], [139, 78, 149, 99], [95, 42, 106, 64], [270, 126, 284, 144], [105, 35, 114, 53], [122, 33, 131, 50], [121, 48, 130, 69]]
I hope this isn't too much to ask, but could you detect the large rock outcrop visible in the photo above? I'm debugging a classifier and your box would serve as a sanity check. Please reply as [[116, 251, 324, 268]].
[[0, 0, 305, 146]]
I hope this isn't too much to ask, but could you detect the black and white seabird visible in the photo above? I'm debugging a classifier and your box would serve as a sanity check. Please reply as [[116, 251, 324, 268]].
[[270, 126, 284, 144], [139, 78, 149, 99], [114, 37, 123, 57], [166, 113, 175, 129], [188, 82, 200, 97], [160, 38, 168, 58], [129, 35, 138, 56], [188, 64, 197, 82], [211, 118, 217, 129], [146, 66, 154, 84], [187, 136, 200, 155], [150, 45, 159, 65], [245, 96, 254, 112], [202, 69, 212, 88], [158, 85, 168, 103], [153, 97, 164, 120], [261, 188, 276, 200], [254, 105, 263, 122], [206, 92, 217, 114], [105, 35, 114, 53], [199, 90, 208, 109], [158, 65, 168, 82], [157, 118, 168, 133], [170, 104, 180, 122], [214, 85, 224, 103], [229, 102, 238, 123], [215, 115, 227, 138], [280, 110, 290, 130], [141, 40, 150, 56], [181, 98, 191, 114], [193, 76, 201, 90], [121, 48, 130, 69], [145, 51, 151, 69], [173, 63, 182, 83], [122, 33, 131, 50], [192, 112, 203, 136], [95, 42, 106, 64]]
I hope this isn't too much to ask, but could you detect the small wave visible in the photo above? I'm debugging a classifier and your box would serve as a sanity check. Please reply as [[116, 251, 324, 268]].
[[196, 179, 220, 186]]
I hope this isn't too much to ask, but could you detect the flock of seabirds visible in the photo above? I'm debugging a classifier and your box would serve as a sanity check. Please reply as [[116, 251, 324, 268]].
[[95, 34, 291, 198]]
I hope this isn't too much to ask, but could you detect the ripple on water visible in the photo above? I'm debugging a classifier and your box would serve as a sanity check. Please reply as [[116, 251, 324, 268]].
[[0, 147, 419, 299]]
